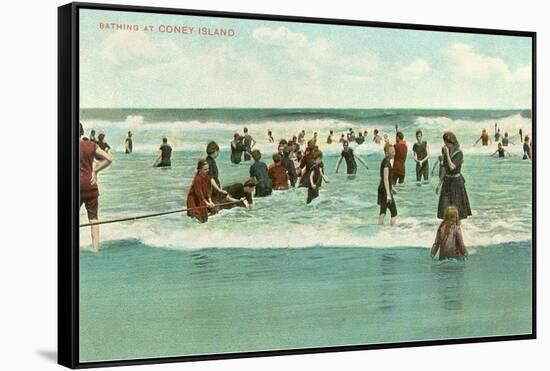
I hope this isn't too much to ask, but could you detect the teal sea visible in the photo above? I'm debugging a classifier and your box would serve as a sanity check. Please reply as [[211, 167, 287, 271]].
[[79, 108, 533, 362]]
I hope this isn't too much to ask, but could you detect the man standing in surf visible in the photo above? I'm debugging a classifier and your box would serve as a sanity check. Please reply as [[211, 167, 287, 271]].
[[392, 131, 408, 184], [335, 140, 368, 178], [242, 127, 256, 161], [125, 131, 133, 153], [378, 142, 398, 226], [474, 129, 490, 146], [153, 137, 172, 167], [413, 129, 430, 183], [80, 122, 112, 253]]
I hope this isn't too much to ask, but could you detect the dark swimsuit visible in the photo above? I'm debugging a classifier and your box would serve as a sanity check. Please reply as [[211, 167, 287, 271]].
[[282, 155, 297, 187], [230, 140, 243, 164], [157, 144, 172, 167], [341, 149, 357, 175], [437, 149, 472, 220], [377, 158, 397, 217], [307, 164, 322, 204], [249, 160, 272, 197], [413, 141, 429, 181]]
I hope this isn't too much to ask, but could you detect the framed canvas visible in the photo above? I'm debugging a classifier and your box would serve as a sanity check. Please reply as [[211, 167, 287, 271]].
[[58, 2, 536, 368]]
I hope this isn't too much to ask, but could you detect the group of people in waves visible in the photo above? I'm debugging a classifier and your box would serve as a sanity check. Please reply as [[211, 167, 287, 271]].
[[79, 121, 531, 260]]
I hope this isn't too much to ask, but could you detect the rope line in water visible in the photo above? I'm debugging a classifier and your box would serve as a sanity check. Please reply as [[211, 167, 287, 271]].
[[79, 200, 244, 227]]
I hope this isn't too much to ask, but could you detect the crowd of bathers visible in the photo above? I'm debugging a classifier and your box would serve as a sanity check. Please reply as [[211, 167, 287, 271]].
[[80, 121, 532, 256]]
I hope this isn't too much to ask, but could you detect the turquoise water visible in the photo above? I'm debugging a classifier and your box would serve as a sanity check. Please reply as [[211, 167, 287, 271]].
[[79, 108, 533, 362], [80, 242, 531, 361]]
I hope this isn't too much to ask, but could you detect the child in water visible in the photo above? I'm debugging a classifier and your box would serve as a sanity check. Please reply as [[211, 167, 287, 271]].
[[307, 150, 329, 204], [431, 206, 468, 260]]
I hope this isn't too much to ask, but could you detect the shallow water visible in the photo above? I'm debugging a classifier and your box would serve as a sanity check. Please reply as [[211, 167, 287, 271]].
[[79, 242, 531, 361], [78, 108, 533, 362]]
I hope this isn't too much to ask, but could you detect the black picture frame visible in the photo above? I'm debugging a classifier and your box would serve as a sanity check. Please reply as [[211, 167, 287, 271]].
[[58, 2, 536, 368]]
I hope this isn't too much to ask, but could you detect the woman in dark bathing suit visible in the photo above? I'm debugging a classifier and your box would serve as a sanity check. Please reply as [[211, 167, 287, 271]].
[[436, 132, 472, 221]]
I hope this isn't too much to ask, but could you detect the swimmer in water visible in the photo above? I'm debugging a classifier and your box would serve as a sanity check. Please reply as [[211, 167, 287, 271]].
[[307, 150, 329, 204], [490, 142, 511, 158], [249, 149, 273, 197], [413, 129, 430, 183], [96, 133, 111, 152], [522, 135, 532, 160], [230, 133, 244, 164], [378, 142, 398, 226], [372, 129, 382, 144], [125, 131, 133, 153], [281, 145, 297, 187], [355, 132, 365, 144], [335, 140, 368, 178], [153, 137, 172, 167], [326, 130, 334, 144], [431, 205, 468, 260], [501, 132, 513, 147], [474, 129, 490, 146], [242, 127, 256, 162], [268, 153, 290, 190]]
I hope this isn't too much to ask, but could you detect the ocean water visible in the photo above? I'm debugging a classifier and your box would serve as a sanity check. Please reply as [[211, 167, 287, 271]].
[[78, 108, 533, 362]]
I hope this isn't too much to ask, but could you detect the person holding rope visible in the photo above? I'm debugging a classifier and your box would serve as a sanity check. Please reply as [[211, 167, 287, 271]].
[[206, 141, 228, 202], [215, 178, 258, 211], [187, 159, 216, 223], [80, 122, 112, 253]]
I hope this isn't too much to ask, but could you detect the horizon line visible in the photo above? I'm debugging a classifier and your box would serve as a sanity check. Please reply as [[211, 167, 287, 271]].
[[80, 107, 532, 111]]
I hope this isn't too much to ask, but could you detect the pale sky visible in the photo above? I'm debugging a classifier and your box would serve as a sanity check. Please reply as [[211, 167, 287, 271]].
[[79, 9, 532, 109]]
